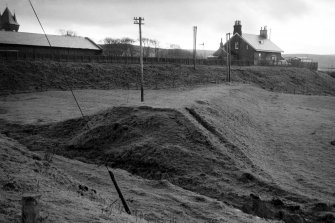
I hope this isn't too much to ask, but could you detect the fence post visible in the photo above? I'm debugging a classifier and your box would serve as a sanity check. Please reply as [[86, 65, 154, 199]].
[[22, 194, 41, 223], [106, 168, 132, 215]]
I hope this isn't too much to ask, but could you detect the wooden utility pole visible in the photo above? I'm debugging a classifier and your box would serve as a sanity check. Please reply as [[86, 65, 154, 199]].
[[193, 26, 197, 70], [226, 33, 231, 82], [134, 17, 144, 102], [229, 32, 231, 82]]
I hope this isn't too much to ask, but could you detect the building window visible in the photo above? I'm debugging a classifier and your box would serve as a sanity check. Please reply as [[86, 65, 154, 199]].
[[246, 45, 248, 50], [235, 42, 239, 49]]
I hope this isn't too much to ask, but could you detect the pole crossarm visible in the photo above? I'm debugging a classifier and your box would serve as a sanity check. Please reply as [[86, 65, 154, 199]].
[[133, 17, 145, 25]]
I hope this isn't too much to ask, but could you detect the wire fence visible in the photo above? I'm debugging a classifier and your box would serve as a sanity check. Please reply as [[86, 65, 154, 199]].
[[0, 50, 318, 70]]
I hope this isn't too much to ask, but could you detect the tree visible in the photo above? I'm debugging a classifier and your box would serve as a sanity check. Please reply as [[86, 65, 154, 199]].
[[169, 44, 181, 49], [120, 37, 136, 57], [103, 37, 120, 44], [103, 38, 122, 56], [102, 37, 135, 56], [150, 39, 160, 57], [59, 29, 77, 37], [141, 37, 151, 57], [140, 38, 160, 57]]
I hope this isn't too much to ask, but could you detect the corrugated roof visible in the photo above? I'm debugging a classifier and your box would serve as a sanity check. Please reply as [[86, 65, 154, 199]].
[[240, 33, 283, 53], [0, 31, 102, 50]]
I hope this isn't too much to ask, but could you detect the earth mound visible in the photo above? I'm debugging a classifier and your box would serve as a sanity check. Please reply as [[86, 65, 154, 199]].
[[4, 105, 334, 222]]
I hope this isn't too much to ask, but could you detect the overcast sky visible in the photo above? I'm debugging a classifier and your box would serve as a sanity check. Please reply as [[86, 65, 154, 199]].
[[2, 0, 335, 54]]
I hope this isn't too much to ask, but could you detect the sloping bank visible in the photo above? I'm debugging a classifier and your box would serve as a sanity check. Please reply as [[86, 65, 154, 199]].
[[3, 106, 334, 222], [1, 60, 335, 96]]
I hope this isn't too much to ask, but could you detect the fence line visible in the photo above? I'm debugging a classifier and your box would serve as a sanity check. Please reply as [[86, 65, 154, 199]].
[[0, 51, 318, 70]]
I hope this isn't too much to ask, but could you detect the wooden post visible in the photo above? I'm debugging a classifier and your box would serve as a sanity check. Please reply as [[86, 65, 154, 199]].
[[106, 167, 131, 215], [226, 33, 229, 81], [193, 26, 197, 70], [134, 17, 145, 102], [22, 194, 41, 223], [226, 33, 231, 82]]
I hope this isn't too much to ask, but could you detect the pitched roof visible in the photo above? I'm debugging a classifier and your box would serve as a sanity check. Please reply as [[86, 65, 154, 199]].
[[0, 31, 102, 50], [213, 47, 227, 57], [239, 33, 283, 53], [13, 13, 18, 23], [1, 7, 19, 26]]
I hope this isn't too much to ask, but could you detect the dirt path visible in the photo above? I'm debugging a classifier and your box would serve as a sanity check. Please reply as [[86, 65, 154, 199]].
[[0, 84, 234, 124]]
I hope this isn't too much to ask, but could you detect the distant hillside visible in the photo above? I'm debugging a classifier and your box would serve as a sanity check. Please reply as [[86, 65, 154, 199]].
[[186, 49, 216, 59], [100, 44, 214, 59], [283, 54, 335, 70]]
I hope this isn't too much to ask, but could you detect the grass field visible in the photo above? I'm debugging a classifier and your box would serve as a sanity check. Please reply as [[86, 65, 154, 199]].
[[1, 60, 335, 96], [1, 62, 335, 222]]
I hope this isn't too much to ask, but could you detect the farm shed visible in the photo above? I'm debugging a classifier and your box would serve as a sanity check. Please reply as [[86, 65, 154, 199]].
[[0, 31, 102, 56], [0, 7, 102, 57]]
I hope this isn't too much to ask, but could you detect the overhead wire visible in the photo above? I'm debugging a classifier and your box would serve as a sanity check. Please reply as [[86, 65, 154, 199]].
[[27, 0, 86, 120], [26, 1, 135, 214], [27, 0, 51, 47]]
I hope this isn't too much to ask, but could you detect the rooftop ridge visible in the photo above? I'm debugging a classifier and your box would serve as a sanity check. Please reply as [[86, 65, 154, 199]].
[[0, 31, 102, 50]]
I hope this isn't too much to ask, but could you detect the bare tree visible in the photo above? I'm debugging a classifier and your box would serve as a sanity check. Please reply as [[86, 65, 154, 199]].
[[120, 37, 135, 57], [141, 38, 151, 57], [103, 37, 120, 44], [102, 37, 135, 56], [103, 38, 122, 56], [169, 44, 181, 49], [59, 29, 77, 37], [150, 39, 160, 57], [140, 38, 160, 57]]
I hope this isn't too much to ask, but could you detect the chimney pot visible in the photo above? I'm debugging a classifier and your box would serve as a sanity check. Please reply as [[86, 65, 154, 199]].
[[233, 20, 242, 35], [260, 26, 268, 39]]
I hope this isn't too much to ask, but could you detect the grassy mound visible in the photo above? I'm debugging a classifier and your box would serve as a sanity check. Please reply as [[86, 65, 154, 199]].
[[4, 106, 236, 180], [3, 105, 334, 222]]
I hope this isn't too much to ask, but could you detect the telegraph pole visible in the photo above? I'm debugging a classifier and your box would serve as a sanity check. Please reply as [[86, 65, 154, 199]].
[[134, 17, 144, 102], [229, 32, 231, 82], [193, 26, 197, 70], [226, 33, 231, 82]]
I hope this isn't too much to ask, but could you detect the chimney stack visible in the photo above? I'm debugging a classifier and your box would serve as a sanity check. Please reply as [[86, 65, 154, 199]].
[[233, 20, 242, 35], [220, 38, 224, 48], [260, 26, 268, 39]]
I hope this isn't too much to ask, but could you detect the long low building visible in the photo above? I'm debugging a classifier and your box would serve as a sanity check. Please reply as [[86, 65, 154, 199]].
[[0, 7, 102, 56], [0, 31, 102, 56]]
